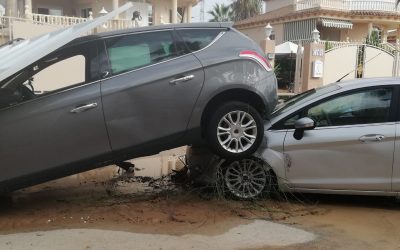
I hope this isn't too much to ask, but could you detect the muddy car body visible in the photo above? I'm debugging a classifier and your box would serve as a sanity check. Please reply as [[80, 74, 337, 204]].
[[0, 9, 277, 193]]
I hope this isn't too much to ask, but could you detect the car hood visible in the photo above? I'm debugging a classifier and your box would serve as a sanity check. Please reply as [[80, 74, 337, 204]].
[[0, 2, 133, 84]]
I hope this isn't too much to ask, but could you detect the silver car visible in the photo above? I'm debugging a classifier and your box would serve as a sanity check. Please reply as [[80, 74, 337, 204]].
[[188, 78, 400, 199], [0, 13, 277, 192]]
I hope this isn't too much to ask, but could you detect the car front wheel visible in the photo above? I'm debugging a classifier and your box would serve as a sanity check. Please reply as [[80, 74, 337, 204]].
[[206, 101, 264, 159], [221, 158, 273, 200]]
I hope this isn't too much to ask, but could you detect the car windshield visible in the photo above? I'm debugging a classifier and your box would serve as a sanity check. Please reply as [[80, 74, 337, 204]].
[[272, 84, 341, 118]]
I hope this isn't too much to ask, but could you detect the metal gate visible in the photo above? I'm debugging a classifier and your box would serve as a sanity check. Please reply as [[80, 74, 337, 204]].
[[323, 43, 399, 85], [363, 45, 395, 78], [323, 45, 358, 85]]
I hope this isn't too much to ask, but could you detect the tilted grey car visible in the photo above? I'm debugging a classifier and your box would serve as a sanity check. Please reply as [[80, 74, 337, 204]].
[[0, 21, 277, 193], [188, 78, 400, 199]]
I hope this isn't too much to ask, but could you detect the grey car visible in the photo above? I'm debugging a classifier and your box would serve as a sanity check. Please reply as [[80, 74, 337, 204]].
[[0, 20, 277, 192], [188, 78, 400, 199]]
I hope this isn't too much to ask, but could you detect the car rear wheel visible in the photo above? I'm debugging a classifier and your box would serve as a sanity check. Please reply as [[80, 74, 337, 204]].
[[206, 101, 264, 159], [221, 158, 272, 200]]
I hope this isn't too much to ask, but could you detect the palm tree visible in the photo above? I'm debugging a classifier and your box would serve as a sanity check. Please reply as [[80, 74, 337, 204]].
[[208, 3, 233, 22], [231, 0, 263, 22]]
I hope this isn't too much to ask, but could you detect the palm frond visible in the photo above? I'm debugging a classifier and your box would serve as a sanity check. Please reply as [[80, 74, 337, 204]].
[[230, 0, 262, 22], [208, 3, 233, 22]]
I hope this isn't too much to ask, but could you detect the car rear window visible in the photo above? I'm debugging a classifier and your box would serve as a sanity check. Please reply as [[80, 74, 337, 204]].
[[105, 31, 177, 75], [176, 29, 224, 52]]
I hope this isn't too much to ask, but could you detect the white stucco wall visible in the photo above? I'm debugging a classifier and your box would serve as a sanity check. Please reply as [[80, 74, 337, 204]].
[[239, 26, 267, 46], [12, 20, 59, 39], [273, 23, 284, 44], [237, 23, 284, 47], [341, 23, 369, 41]]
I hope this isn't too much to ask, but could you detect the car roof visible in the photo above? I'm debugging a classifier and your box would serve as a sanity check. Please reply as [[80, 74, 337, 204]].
[[70, 22, 233, 48], [71, 22, 233, 44], [336, 77, 400, 90], [98, 22, 233, 38]]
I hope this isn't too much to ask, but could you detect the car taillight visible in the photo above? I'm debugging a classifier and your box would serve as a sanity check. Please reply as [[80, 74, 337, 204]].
[[239, 50, 272, 72]]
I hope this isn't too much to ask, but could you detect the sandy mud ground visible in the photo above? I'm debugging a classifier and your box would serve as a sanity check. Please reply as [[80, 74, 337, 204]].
[[0, 165, 400, 249]]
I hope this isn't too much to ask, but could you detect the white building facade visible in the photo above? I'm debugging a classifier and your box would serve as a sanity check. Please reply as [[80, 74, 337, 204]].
[[236, 0, 400, 45], [0, 0, 198, 43]]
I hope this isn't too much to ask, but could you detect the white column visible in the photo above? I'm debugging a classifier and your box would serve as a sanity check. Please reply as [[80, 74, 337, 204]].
[[368, 22, 373, 38], [113, 0, 119, 19], [24, 0, 32, 19], [187, 4, 192, 23], [382, 26, 388, 43], [183, 7, 187, 23], [394, 41, 400, 77], [171, 0, 177, 24], [397, 25, 400, 42], [185, 7, 189, 23], [396, 25, 400, 39], [6, 0, 17, 17]]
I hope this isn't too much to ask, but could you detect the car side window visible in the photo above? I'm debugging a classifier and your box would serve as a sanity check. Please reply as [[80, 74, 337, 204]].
[[105, 31, 177, 75], [176, 28, 223, 52], [307, 88, 393, 127], [284, 114, 301, 127], [0, 41, 97, 109], [33, 55, 86, 94]]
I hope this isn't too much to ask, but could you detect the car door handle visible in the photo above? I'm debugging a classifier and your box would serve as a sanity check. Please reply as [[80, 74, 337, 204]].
[[70, 103, 98, 113], [169, 75, 194, 85], [359, 134, 385, 143]]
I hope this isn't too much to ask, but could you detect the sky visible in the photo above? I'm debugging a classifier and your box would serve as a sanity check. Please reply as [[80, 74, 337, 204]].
[[192, 0, 232, 22]]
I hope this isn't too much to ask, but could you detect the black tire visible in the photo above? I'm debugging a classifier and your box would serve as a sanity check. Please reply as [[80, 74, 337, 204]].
[[206, 101, 264, 159], [217, 158, 273, 200]]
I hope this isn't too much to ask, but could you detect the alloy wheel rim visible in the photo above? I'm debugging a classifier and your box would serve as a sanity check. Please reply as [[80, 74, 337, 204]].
[[217, 110, 257, 153], [224, 159, 267, 199]]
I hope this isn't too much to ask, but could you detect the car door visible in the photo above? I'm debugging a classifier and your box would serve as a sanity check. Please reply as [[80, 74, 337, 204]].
[[0, 41, 111, 186], [100, 30, 204, 154], [283, 86, 397, 192]]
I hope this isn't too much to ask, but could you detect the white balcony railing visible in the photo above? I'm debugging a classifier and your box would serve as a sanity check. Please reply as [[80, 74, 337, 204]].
[[350, 0, 399, 12], [103, 19, 138, 30], [296, 0, 346, 11], [31, 13, 137, 28], [32, 13, 87, 26], [296, 0, 400, 13], [0, 14, 139, 43]]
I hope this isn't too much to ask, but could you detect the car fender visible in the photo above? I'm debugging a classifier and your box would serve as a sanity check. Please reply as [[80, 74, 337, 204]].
[[187, 82, 269, 131]]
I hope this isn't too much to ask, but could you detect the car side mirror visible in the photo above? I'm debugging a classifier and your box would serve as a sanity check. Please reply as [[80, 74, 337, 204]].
[[293, 117, 315, 140]]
